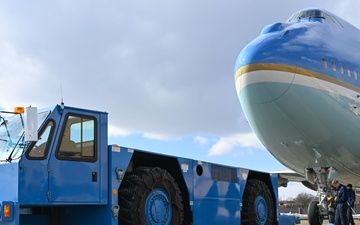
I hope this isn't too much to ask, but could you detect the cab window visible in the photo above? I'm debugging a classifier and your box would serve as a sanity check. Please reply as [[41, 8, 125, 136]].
[[57, 114, 96, 162], [27, 121, 54, 159]]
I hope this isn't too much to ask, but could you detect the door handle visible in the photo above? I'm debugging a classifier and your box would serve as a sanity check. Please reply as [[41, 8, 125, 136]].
[[92, 172, 97, 182]]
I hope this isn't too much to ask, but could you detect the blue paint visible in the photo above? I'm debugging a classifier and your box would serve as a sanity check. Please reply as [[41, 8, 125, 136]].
[[0, 164, 19, 225]]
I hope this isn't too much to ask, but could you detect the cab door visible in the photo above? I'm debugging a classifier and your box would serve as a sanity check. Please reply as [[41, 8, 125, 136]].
[[48, 112, 101, 203]]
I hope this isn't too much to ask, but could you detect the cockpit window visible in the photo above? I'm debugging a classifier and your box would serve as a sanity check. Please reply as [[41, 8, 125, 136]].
[[288, 10, 342, 27], [288, 10, 324, 21]]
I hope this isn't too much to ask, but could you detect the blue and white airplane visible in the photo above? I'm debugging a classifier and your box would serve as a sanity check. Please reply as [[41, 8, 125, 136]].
[[234, 8, 360, 224]]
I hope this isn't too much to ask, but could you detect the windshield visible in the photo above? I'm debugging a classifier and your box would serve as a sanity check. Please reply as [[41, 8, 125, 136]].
[[287, 9, 342, 27], [0, 110, 50, 162]]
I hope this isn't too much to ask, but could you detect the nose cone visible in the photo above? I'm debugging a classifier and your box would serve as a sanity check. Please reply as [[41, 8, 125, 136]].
[[234, 29, 296, 105]]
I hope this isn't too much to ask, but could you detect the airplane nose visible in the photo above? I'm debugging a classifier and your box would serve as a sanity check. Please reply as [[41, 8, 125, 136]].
[[234, 29, 295, 104]]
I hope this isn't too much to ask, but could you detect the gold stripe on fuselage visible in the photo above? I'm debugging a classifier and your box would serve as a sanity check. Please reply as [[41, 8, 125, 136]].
[[234, 63, 360, 93]]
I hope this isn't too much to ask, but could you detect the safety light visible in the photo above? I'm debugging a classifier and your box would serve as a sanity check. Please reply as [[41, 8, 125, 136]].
[[3, 205, 10, 218], [14, 107, 25, 114], [0, 202, 14, 222]]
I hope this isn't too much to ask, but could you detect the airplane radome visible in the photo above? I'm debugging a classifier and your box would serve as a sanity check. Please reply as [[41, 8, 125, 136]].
[[234, 8, 360, 225]]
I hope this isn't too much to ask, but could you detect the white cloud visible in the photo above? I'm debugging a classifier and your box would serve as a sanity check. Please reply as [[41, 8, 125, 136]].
[[193, 136, 208, 145], [143, 132, 175, 141], [208, 132, 264, 156], [0, 41, 52, 110], [108, 124, 131, 137]]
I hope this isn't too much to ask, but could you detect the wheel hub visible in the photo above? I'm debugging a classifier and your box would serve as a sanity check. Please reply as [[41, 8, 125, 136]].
[[145, 188, 172, 225], [255, 195, 268, 225]]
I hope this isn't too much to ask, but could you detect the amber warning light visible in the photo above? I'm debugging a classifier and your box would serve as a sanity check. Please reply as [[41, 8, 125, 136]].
[[3, 205, 10, 218], [0, 201, 14, 222], [14, 107, 24, 114]]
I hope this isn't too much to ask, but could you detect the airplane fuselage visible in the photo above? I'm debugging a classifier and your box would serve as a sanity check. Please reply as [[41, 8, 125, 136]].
[[235, 9, 360, 186]]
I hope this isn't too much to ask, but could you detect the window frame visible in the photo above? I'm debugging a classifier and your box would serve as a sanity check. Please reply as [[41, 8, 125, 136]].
[[355, 70, 358, 80], [340, 63, 344, 74], [347, 67, 351, 77], [322, 57, 328, 68], [331, 60, 337, 71], [56, 113, 98, 162], [26, 119, 56, 160]]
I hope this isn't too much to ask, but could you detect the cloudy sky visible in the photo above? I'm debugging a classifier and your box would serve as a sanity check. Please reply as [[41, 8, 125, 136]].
[[1, 0, 359, 199]]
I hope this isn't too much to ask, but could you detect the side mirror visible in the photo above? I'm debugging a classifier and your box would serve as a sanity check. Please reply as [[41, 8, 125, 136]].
[[25, 106, 38, 141]]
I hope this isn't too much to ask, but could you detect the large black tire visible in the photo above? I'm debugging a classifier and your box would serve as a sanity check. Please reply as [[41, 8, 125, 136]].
[[242, 179, 275, 225], [308, 200, 323, 225], [118, 167, 184, 225]]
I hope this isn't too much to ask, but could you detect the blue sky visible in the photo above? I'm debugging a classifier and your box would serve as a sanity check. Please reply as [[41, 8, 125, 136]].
[[108, 133, 281, 171], [1, 0, 359, 199]]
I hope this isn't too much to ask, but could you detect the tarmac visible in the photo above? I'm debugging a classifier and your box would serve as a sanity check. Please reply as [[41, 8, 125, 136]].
[[282, 213, 360, 224], [300, 219, 360, 225]]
